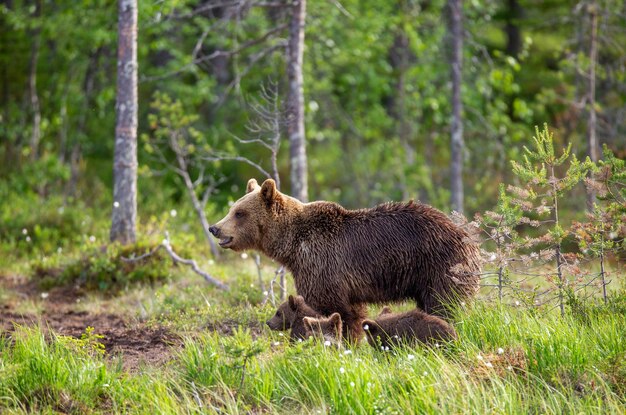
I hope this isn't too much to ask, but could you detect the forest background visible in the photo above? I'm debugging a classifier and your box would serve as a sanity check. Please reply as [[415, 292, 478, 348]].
[[2, 0, 625, 220]]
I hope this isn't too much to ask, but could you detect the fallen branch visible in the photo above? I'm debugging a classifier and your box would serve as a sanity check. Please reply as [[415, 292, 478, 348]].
[[121, 232, 229, 290]]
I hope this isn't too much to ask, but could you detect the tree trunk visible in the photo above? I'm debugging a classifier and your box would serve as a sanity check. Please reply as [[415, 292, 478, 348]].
[[448, 0, 464, 214], [286, 0, 308, 202], [505, 0, 522, 58], [586, 1, 599, 211], [28, 0, 42, 161], [389, 30, 415, 201], [110, 0, 138, 245]]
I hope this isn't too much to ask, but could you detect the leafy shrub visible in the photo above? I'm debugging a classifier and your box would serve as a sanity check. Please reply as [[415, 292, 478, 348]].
[[32, 240, 180, 292]]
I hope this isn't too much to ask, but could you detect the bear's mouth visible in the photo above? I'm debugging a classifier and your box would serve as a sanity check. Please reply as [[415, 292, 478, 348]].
[[219, 236, 233, 247]]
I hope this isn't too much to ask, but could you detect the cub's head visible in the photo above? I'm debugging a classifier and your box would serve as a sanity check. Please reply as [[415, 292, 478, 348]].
[[209, 178, 299, 252], [266, 295, 307, 331], [303, 312, 343, 346]]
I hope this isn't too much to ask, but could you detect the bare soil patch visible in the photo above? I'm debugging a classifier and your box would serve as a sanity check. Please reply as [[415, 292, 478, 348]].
[[0, 274, 180, 372]]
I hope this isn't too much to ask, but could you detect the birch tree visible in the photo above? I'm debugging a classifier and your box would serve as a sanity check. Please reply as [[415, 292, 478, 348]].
[[586, 1, 599, 210], [286, 0, 308, 202], [448, 0, 464, 214], [110, 0, 138, 244]]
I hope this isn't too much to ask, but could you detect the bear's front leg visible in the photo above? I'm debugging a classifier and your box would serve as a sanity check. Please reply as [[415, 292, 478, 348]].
[[340, 303, 368, 344]]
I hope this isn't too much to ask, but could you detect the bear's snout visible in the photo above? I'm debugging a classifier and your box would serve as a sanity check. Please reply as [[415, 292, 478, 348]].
[[209, 225, 220, 237]]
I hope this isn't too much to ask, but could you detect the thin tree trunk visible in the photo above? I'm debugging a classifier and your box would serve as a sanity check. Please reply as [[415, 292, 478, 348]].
[[111, 0, 138, 244], [28, 0, 42, 161], [505, 0, 522, 58], [448, 0, 464, 214], [586, 2, 599, 211], [286, 0, 308, 202]]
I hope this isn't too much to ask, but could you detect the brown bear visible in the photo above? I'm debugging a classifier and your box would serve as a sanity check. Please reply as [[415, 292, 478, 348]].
[[210, 178, 481, 340], [303, 312, 343, 347], [266, 295, 322, 340], [363, 306, 457, 349]]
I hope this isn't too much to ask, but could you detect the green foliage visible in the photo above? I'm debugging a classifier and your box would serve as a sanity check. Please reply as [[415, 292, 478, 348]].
[[32, 241, 176, 292]]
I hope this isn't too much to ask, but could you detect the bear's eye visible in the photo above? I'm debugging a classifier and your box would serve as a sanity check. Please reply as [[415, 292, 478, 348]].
[[234, 210, 245, 219]]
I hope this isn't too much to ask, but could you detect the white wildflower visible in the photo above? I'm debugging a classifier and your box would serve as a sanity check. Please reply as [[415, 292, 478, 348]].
[[298, 338, 303, 343], [485, 362, 494, 368], [423, 371, 428, 376], [363, 324, 369, 331], [22, 228, 28, 235], [263, 291, 269, 296], [208, 259, 215, 265], [241, 252, 249, 259], [324, 340, 331, 347], [384, 346, 389, 351], [278, 333, 284, 337], [609, 231, 618, 240], [40, 292, 49, 299], [26, 236, 31, 242], [273, 341, 280, 346], [435, 343, 440, 348], [102, 383, 110, 388], [350, 382, 355, 388], [497, 348, 504, 355], [113, 201, 119, 208], [507, 366, 513, 371], [407, 354, 415, 361], [343, 350, 352, 355], [489, 253, 496, 261], [57, 247, 62, 254], [169, 209, 177, 217], [477, 354, 483, 360], [89, 235, 96, 242], [339, 367, 345, 374], [515, 301, 520, 306], [249, 283, 254, 288], [393, 335, 399, 339], [366, 382, 372, 389]]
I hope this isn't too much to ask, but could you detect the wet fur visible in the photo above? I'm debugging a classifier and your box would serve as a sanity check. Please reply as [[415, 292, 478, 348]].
[[214, 179, 482, 341], [303, 312, 343, 346], [266, 295, 322, 340], [363, 307, 457, 349]]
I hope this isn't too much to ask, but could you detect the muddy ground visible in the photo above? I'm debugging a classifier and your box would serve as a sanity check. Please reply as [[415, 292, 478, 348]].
[[0, 274, 179, 371]]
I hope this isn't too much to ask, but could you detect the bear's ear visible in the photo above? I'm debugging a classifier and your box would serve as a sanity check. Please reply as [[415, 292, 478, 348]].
[[362, 319, 376, 332], [246, 178, 260, 193], [302, 316, 315, 330], [289, 295, 303, 311], [328, 313, 341, 326], [260, 179, 278, 206], [379, 306, 393, 316]]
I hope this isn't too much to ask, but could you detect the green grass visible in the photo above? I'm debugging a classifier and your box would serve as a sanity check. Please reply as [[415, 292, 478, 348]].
[[1, 292, 625, 414]]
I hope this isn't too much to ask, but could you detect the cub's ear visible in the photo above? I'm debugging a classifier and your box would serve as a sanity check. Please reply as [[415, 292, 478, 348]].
[[288, 295, 297, 311], [260, 179, 278, 206], [379, 306, 393, 316], [328, 313, 342, 326], [302, 316, 315, 330], [246, 178, 260, 193], [362, 319, 376, 332]]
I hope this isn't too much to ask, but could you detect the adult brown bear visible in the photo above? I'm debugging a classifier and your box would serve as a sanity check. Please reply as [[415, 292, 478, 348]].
[[210, 178, 481, 340]]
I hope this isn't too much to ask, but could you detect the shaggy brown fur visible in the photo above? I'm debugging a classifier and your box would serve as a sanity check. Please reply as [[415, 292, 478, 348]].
[[303, 312, 343, 347], [363, 306, 457, 349], [211, 178, 482, 340], [266, 295, 321, 340]]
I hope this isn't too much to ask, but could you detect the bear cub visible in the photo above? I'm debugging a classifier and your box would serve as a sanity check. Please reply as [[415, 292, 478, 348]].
[[303, 312, 343, 347], [363, 306, 457, 349], [266, 295, 321, 340]]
